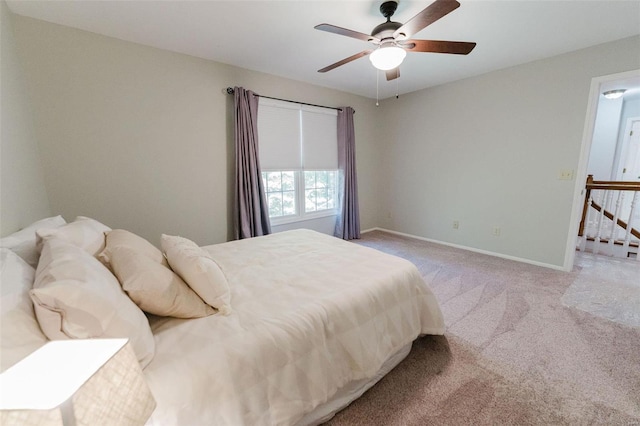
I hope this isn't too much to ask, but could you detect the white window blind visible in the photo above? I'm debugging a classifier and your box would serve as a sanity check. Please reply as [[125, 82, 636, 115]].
[[257, 98, 337, 170], [301, 107, 338, 170], [257, 100, 300, 170]]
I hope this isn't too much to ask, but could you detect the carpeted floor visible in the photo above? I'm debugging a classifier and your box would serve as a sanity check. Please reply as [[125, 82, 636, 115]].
[[326, 230, 640, 425]]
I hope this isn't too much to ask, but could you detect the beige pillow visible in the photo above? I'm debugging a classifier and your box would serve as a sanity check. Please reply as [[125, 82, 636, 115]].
[[98, 229, 167, 268], [161, 234, 232, 315], [30, 238, 155, 368], [0, 215, 67, 268], [36, 216, 111, 257], [110, 246, 215, 318]]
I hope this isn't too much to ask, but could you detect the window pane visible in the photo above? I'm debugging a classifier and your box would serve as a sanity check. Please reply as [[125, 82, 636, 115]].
[[302, 170, 339, 213], [305, 189, 316, 212], [263, 171, 297, 219], [282, 171, 295, 191], [282, 191, 296, 216], [304, 171, 315, 188], [266, 172, 282, 192], [268, 193, 283, 217], [317, 188, 328, 210], [316, 171, 328, 188], [329, 171, 337, 188]]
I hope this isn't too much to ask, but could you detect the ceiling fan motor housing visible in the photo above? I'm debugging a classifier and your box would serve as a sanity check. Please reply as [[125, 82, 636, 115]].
[[371, 21, 402, 40]]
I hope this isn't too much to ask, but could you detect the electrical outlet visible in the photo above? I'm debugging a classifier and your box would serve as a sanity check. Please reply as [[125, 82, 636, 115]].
[[492, 226, 501, 236], [453, 220, 459, 230]]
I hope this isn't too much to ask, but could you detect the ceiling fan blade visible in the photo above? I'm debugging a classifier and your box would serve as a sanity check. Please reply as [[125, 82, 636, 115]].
[[315, 24, 379, 43], [386, 68, 400, 81], [403, 39, 476, 55], [393, 0, 460, 40], [318, 50, 373, 73]]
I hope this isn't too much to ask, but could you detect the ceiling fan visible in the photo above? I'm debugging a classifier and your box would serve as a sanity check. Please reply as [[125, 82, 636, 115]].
[[315, 0, 476, 81]]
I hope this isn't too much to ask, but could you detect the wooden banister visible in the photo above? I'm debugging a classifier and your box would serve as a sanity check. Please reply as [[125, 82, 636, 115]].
[[578, 175, 593, 236], [587, 181, 640, 191], [578, 174, 640, 242]]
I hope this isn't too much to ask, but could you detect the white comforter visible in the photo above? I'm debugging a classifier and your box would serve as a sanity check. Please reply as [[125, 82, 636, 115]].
[[144, 229, 444, 426]]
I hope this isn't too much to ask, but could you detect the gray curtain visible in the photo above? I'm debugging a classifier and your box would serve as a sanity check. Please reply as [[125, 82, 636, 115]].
[[233, 87, 271, 239], [334, 107, 360, 240]]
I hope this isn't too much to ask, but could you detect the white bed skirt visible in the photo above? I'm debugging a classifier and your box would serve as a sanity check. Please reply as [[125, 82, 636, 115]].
[[298, 341, 413, 425]]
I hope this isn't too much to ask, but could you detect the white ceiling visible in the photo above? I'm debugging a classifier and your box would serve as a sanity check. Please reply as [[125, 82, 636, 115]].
[[7, 0, 640, 100]]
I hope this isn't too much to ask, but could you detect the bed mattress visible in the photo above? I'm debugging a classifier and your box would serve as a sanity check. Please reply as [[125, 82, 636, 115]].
[[144, 229, 444, 425]]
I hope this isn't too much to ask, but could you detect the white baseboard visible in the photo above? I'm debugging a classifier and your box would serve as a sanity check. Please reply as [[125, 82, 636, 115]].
[[362, 227, 566, 272], [360, 228, 379, 234]]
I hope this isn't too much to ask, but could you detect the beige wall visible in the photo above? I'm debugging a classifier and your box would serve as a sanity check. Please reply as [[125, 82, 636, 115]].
[[0, 1, 51, 236], [6, 8, 640, 268], [11, 14, 381, 247], [376, 36, 640, 268]]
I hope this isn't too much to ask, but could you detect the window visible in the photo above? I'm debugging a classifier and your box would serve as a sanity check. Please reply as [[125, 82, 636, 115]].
[[263, 170, 296, 218], [258, 98, 338, 224], [304, 170, 337, 213], [261, 170, 338, 221]]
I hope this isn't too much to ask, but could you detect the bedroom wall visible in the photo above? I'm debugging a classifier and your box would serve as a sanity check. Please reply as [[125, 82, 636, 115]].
[[0, 1, 51, 237], [8, 9, 640, 269], [376, 35, 640, 268], [10, 14, 382, 247]]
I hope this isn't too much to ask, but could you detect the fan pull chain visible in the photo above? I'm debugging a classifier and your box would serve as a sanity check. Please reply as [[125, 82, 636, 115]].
[[376, 70, 379, 107], [396, 76, 399, 99]]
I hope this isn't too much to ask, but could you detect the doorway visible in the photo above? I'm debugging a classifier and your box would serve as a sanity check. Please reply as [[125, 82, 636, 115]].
[[564, 69, 640, 271]]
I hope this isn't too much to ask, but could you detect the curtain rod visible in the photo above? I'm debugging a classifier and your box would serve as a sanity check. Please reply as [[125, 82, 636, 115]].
[[225, 87, 350, 113]]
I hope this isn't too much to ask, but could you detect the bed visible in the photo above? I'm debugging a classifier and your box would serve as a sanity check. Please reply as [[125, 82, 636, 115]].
[[0, 217, 445, 425]]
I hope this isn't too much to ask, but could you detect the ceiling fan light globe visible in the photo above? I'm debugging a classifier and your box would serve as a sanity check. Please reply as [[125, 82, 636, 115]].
[[603, 89, 626, 99], [369, 46, 406, 71]]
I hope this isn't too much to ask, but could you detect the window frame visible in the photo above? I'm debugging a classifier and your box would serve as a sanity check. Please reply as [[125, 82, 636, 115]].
[[262, 169, 339, 226], [257, 97, 339, 226]]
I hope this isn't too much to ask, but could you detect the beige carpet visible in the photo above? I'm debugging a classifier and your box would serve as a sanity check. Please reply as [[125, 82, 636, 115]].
[[326, 230, 640, 425], [562, 252, 640, 328]]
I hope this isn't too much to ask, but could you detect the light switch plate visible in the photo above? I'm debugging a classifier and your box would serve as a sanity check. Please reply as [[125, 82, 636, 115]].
[[559, 169, 574, 180]]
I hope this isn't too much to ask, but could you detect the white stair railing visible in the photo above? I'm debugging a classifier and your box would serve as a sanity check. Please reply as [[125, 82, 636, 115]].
[[623, 192, 639, 257], [607, 190, 624, 256], [578, 175, 640, 260]]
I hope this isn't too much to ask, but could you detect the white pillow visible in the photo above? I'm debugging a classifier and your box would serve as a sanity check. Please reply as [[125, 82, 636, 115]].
[[98, 229, 167, 268], [110, 246, 215, 318], [0, 215, 66, 268], [36, 216, 111, 257], [161, 234, 232, 315], [0, 248, 49, 372], [30, 238, 155, 367]]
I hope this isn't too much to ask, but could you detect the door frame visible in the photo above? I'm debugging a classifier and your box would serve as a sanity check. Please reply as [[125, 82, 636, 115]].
[[563, 69, 640, 271], [614, 116, 640, 180]]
